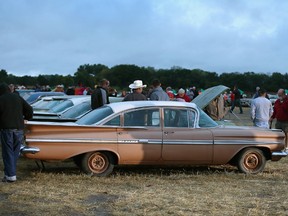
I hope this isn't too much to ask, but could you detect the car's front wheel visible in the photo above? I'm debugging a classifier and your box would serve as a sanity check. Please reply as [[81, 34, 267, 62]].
[[81, 152, 114, 176], [237, 148, 266, 174]]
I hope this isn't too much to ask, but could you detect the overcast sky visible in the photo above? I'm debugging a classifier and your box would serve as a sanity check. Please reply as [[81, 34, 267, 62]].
[[1, 0, 288, 76]]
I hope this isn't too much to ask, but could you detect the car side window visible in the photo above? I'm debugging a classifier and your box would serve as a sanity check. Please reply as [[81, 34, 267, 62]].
[[104, 115, 120, 126], [124, 109, 160, 127], [164, 108, 196, 128]]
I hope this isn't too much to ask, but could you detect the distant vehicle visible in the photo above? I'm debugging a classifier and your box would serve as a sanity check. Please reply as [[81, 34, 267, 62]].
[[17, 89, 35, 98], [32, 96, 90, 120], [32, 95, 79, 112], [23, 92, 66, 104], [32, 96, 124, 122], [268, 94, 278, 105]]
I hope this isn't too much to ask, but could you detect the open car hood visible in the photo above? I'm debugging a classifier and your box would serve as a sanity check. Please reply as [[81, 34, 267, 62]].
[[192, 85, 229, 109]]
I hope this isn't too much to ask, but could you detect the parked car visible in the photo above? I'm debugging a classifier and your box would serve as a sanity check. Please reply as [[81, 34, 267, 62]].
[[268, 94, 278, 105], [17, 89, 35, 98], [31, 96, 124, 121], [23, 92, 66, 104], [32, 95, 76, 112], [22, 100, 287, 176], [32, 96, 91, 120]]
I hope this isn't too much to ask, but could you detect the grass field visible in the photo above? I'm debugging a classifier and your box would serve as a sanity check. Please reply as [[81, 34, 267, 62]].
[[1, 107, 288, 216]]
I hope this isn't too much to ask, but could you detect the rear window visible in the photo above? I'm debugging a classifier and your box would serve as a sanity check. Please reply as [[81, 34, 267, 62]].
[[76, 106, 114, 125]]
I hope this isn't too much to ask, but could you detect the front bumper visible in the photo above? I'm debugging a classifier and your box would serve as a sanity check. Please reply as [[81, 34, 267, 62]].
[[271, 149, 288, 161]]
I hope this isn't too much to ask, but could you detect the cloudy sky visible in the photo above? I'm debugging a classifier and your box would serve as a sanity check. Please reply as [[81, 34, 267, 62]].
[[1, 0, 288, 76]]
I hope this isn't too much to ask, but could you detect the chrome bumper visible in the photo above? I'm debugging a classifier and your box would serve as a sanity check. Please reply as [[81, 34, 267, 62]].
[[20, 145, 40, 154], [271, 150, 288, 161]]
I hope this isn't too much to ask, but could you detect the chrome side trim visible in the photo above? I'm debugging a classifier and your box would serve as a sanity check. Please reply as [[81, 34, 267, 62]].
[[25, 138, 283, 146], [26, 138, 162, 145], [163, 140, 213, 145], [214, 140, 283, 145], [26, 138, 118, 143]]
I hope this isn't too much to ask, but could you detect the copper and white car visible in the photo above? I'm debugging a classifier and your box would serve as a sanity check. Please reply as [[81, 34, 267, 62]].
[[22, 101, 287, 176]]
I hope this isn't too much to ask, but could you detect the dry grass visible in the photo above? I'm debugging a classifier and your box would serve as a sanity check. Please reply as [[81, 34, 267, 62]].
[[1, 107, 288, 216]]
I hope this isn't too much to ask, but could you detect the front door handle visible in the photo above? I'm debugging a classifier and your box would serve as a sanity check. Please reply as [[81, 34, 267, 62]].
[[164, 131, 174, 135]]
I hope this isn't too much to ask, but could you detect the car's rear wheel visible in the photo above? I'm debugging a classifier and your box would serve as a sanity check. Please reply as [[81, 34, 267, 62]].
[[81, 152, 114, 176], [237, 148, 266, 174]]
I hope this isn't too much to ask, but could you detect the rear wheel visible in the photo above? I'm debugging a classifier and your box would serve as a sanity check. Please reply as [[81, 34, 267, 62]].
[[237, 148, 266, 174], [81, 152, 114, 176]]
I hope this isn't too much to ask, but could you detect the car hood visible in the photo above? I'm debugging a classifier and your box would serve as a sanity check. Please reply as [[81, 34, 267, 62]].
[[192, 85, 229, 109]]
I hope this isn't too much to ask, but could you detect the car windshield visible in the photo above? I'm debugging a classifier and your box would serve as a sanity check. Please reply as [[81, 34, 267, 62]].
[[49, 100, 74, 113], [76, 106, 114, 125], [61, 102, 91, 119], [198, 108, 218, 127]]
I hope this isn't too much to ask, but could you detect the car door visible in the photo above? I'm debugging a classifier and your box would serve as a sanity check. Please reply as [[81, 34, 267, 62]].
[[116, 108, 162, 164], [162, 108, 213, 164]]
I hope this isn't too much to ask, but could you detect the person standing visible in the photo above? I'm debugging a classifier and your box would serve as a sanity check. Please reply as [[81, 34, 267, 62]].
[[252, 86, 260, 99], [269, 89, 288, 132], [0, 83, 33, 183], [176, 88, 191, 102], [149, 79, 169, 101], [230, 85, 243, 114], [8, 84, 19, 95], [91, 79, 110, 110], [251, 89, 273, 128], [165, 87, 175, 100], [123, 80, 147, 101]]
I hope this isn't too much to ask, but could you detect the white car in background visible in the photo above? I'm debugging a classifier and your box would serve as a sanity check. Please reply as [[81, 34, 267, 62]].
[[32, 96, 124, 122]]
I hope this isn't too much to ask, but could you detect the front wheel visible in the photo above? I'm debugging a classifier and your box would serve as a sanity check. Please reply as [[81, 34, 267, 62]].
[[81, 152, 114, 176], [237, 148, 266, 174]]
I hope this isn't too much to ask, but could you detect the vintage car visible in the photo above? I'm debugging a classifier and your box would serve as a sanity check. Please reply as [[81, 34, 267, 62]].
[[32, 96, 91, 120], [31, 96, 124, 122], [23, 91, 66, 104], [22, 101, 287, 176]]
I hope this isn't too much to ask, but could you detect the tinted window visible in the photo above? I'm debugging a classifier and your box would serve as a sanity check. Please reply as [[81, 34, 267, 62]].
[[164, 108, 196, 128], [104, 115, 120, 126], [124, 109, 160, 127], [76, 106, 113, 125]]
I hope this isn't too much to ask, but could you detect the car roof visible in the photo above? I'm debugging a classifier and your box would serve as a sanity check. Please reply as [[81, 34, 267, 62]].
[[107, 100, 198, 113]]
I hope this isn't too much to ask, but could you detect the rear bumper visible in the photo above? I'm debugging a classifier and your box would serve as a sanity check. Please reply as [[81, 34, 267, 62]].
[[20, 145, 40, 154], [271, 149, 288, 161]]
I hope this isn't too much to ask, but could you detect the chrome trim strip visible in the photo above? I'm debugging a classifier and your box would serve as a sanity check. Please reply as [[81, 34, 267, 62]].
[[26, 138, 162, 145], [25, 138, 283, 146], [214, 140, 283, 145], [163, 140, 213, 145], [26, 138, 119, 143]]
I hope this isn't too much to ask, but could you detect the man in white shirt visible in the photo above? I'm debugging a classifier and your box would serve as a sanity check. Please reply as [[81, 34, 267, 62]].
[[251, 89, 273, 128]]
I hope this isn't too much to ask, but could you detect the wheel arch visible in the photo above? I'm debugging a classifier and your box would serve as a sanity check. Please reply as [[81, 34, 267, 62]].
[[72, 149, 120, 165], [230, 146, 271, 163]]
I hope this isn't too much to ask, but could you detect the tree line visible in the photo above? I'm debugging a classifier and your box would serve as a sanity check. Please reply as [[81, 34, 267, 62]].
[[1, 64, 288, 93]]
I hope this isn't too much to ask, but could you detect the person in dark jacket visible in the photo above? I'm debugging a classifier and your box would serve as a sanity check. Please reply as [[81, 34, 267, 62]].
[[230, 85, 243, 114], [91, 79, 110, 110], [123, 80, 147, 101], [148, 79, 169, 101], [0, 83, 33, 183]]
